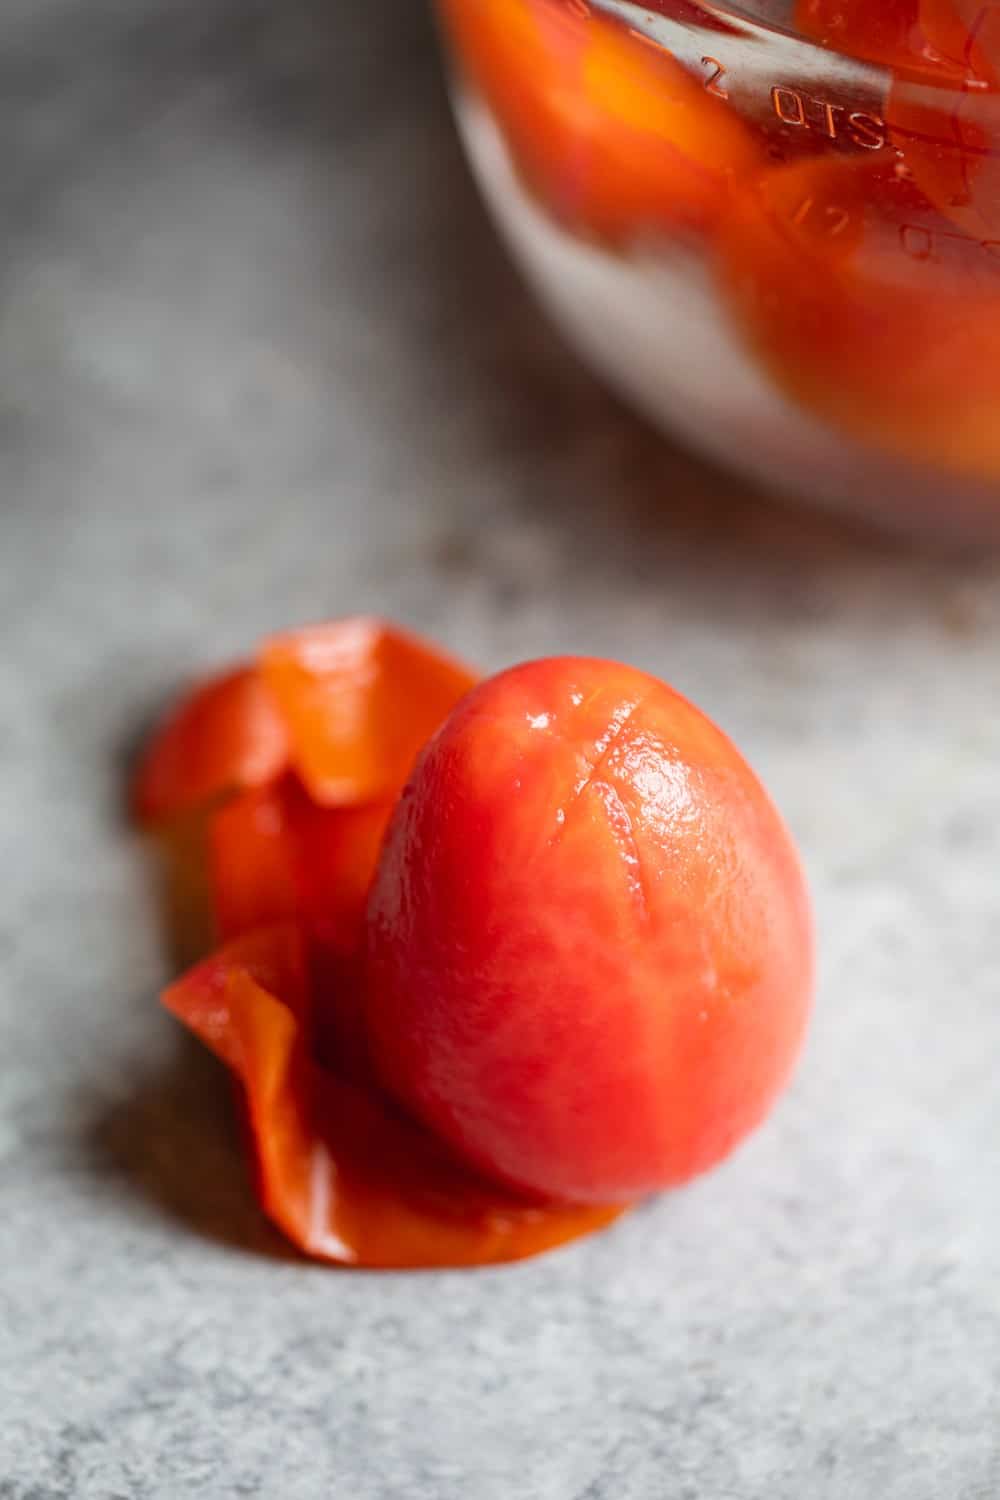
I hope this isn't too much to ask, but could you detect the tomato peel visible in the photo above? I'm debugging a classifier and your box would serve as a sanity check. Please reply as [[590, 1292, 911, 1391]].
[[132, 619, 477, 831], [209, 782, 301, 942], [208, 780, 393, 951], [207, 781, 394, 1074], [258, 618, 478, 808], [132, 665, 288, 827], [163, 927, 623, 1268]]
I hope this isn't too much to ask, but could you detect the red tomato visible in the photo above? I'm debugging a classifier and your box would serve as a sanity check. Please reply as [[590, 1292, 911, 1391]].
[[365, 657, 813, 1205], [163, 926, 623, 1267], [439, 0, 761, 245], [132, 665, 288, 826]]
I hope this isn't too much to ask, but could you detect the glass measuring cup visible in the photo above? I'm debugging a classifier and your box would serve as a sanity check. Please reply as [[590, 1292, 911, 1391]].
[[436, 0, 1000, 538]]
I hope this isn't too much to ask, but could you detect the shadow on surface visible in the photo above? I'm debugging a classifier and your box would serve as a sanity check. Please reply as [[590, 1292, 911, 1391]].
[[98, 702, 286, 1257], [91, 1030, 300, 1263]]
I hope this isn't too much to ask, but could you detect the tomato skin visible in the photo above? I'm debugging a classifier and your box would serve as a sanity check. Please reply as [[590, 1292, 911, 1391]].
[[209, 779, 392, 951], [132, 666, 288, 826], [163, 925, 623, 1268], [207, 780, 394, 1077], [259, 618, 477, 809], [365, 658, 813, 1205], [132, 619, 477, 831], [209, 782, 301, 942]]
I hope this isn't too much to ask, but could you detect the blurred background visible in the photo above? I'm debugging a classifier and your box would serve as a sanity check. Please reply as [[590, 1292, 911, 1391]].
[[2, 3, 1000, 1498]]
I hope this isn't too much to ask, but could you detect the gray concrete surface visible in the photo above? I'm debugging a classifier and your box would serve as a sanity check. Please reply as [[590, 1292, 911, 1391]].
[[2, 3, 1000, 1497]]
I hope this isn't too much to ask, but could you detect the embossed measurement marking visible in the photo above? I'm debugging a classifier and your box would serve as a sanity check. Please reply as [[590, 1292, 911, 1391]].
[[775, 207, 1000, 264], [700, 56, 728, 100], [624, 20, 889, 154], [770, 87, 886, 150], [900, 221, 1000, 260], [790, 195, 851, 237]]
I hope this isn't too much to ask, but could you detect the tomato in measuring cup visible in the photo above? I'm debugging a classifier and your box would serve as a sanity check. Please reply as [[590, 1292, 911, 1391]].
[[796, 0, 933, 68], [800, 0, 1000, 240], [439, 0, 762, 245], [889, 81, 1000, 239], [717, 154, 1000, 479], [918, 0, 1000, 75], [884, 2, 1000, 240], [795, 0, 1000, 74]]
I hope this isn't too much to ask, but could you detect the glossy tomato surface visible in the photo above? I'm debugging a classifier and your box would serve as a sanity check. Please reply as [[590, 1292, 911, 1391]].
[[366, 658, 813, 1205]]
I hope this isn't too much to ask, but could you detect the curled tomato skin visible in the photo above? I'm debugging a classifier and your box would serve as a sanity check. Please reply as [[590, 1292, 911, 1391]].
[[208, 779, 393, 952], [366, 657, 813, 1206], [163, 927, 623, 1268], [132, 619, 477, 831], [259, 618, 478, 808], [132, 666, 288, 827], [207, 783, 395, 1076], [209, 782, 301, 942]]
